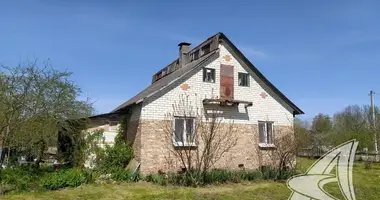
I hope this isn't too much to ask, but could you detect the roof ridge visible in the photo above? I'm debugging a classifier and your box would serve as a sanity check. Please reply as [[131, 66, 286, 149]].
[[110, 32, 304, 115]]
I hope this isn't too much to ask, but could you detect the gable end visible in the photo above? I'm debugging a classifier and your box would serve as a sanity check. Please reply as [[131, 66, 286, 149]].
[[218, 33, 304, 115]]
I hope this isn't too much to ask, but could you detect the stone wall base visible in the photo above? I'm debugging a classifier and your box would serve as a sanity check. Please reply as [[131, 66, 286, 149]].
[[136, 120, 294, 175]]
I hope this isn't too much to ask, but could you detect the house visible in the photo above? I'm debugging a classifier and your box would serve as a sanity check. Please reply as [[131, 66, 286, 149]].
[[85, 32, 304, 175]]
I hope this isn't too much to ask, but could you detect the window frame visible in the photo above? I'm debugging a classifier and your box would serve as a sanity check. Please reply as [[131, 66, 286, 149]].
[[203, 68, 215, 83], [238, 72, 250, 87], [193, 50, 199, 61], [258, 121, 275, 147], [201, 43, 211, 55], [173, 116, 196, 147]]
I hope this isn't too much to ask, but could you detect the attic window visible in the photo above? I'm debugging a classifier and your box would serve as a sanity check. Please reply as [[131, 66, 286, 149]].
[[201, 43, 211, 55], [155, 72, 162, 79], [192, 50, 199, 60], [203, 68, 215, 83], [238, 73, 249, 87]]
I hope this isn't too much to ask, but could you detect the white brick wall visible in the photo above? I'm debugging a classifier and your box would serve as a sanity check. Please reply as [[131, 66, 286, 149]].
[[140, 44, 294, 126]]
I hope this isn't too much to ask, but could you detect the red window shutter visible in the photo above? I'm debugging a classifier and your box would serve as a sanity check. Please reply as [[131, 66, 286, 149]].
[[220, 64, 234, 100]]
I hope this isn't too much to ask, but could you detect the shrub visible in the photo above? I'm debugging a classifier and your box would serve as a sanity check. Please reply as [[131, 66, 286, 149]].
[[202, 169, 262, 184], [203, 169, 231, 184], [260, 166, 278, 180], [364, 160, 372, 169], [244, 170, 262, 181], [40, 168, 93, 190], [259, 166, 297, 180], [0, 166, 53, 192], [145, 174, 167, 186], [146, 167, 295, 187], [110, 167, 136, 181], [129, 170, 141, 182], [96, 142, 133, 173], [0, 167, 36, 192]]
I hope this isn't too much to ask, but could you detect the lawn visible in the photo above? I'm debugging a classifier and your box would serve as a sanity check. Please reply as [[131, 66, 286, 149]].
[[3, 158, 380, 200]]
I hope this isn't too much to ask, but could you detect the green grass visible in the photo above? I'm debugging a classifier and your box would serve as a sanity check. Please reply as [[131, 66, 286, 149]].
[[3, 158, 380, 200]]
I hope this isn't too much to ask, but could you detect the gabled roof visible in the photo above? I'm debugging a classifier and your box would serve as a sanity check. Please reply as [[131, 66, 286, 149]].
[[111, 32, 304, 115]]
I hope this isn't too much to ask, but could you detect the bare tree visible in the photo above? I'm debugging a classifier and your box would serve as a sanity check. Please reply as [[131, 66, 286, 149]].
[[251, 117, 298, 179], [270, 129, 297, 177], [160, 94, 238, 177]]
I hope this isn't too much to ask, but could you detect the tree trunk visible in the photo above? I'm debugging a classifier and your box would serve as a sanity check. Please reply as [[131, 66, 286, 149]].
[[34, 140, 46, 168], [4, 125, 11, 165]]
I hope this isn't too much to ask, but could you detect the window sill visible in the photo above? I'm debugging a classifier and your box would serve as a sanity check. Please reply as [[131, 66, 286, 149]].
[[259, 143, 276, 148], [173, 142, 197, 147]]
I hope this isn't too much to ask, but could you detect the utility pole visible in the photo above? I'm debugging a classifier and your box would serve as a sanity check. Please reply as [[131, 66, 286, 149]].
[[370, 90, 378, 154]]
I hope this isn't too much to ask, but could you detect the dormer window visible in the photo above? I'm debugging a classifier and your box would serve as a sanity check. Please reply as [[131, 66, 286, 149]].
[[193, 50, 199, 60], [201, 43, 211, 55]]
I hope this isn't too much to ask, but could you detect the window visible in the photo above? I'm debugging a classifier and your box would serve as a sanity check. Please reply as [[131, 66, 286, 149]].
[[258, 121, 274, 145], [201, 43, 211, 55], [238, 73, 249, 87], [203, 68, 215, 83], [192, 50, 199, 61], [173, 117, 196, 146]]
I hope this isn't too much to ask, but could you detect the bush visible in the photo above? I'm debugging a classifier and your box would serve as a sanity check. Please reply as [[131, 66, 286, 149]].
[[0, 166, 53, 192], [259, 166, 297, 180], [40, 168, 93, 190], [109, 167, 140, 182], [96, 142, 134, 173], [202, 169, 262, 185], [244, 170, 263, 181], [145, 167, 296, 187], [364, 160, 372, 169], [260, 166, 278, 180], [0, 167, 36, 192], [145, 174, 167, 186]]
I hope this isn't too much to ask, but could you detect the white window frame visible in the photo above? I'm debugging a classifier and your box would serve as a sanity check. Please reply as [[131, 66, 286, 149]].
[[258, 121, 275, 147], [173, 117, 196, 147]]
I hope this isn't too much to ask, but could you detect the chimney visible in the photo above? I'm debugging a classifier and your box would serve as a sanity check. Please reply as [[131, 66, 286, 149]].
[[178, 42, 191, 67]]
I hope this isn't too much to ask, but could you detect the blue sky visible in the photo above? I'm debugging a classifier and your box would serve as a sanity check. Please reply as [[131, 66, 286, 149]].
[[1, 0, 380, 121]]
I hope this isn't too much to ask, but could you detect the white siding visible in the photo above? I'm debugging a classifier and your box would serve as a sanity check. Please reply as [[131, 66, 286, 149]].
[[140, 44, 294, 126]]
